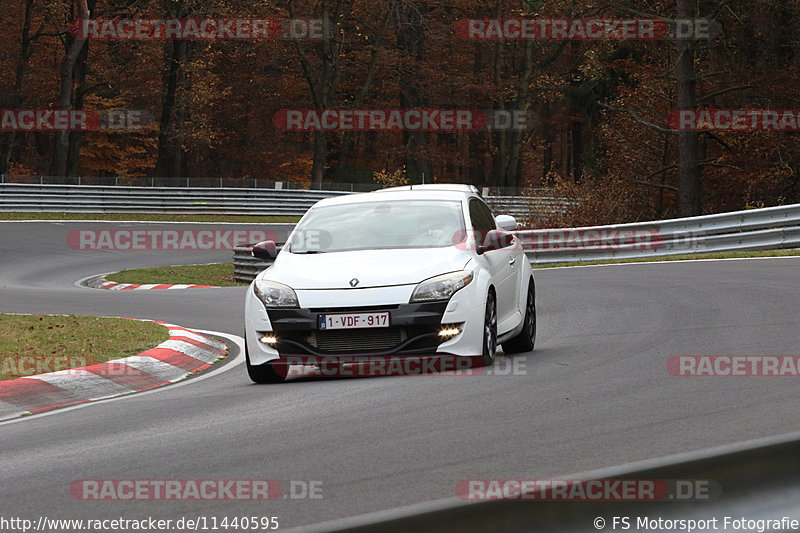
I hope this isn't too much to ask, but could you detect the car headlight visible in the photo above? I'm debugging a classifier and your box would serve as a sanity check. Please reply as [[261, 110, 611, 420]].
[[410, 271, 474, 303], [254, 279, 299, 308]]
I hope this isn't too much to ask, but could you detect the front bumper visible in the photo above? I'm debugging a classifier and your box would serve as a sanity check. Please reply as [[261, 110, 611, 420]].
[[245, 282, 487, 366]]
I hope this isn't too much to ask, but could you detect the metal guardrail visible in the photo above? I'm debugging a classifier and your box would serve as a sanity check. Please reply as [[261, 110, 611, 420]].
[[520, 203, 800, 264], [0, 174, 384, 191], [0, 183, 573, 220], [233, 245, 281, 283], [0, 174, 568, 196], [484, 194, 577, 222], [292, 431, 800, 532], [0, 183, 349, 216]]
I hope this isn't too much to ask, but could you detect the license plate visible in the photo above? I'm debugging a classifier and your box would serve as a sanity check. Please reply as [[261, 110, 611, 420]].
[[318, 312, 390, 330]]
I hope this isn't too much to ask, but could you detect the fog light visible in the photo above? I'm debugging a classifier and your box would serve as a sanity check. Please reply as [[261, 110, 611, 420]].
[[259, 334, 278, 344], [439, 326, 461, 337]]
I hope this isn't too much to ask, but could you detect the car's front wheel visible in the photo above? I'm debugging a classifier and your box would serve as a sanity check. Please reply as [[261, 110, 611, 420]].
[[481, 290, 497, 366], [502, 280, 536, 354], [245, 341, 286, 384]]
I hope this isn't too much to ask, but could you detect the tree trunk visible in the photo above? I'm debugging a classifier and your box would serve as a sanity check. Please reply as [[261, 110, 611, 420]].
[[0, 0, 37, 175], [490, 3, 535, 188], [289, 0, 346, 188], [571, 120, 583, 183], [677, 0, 701, 216], [51, 0, 90, 179], [67, 4, 93, 179], [311, 132, 326, 188], [505, 38, 535, 187], [153, 37, 188, 181], [333, 10, 390, 183], [393, 0, 431, 184]]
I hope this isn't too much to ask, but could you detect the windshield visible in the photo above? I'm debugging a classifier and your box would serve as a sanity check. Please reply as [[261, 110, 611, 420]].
[[288, 199, 465, 253]]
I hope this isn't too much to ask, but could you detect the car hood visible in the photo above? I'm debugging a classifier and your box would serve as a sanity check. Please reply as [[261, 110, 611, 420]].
[[260, 247, 471, 290]]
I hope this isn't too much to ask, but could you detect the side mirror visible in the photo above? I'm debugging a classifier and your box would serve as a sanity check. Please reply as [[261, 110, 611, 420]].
[[252, 240, 278, 261], [477, 230, 516, 254], [495, 214, 518, 231]]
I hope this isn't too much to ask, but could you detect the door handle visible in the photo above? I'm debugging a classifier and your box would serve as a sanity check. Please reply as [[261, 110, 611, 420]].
[[509, 257, 516, 266]]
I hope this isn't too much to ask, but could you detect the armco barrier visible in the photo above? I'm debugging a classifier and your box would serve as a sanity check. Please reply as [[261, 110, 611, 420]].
[[484, 194, 576, 222], [0, 183, 572, 220], [291, 431, 800, 532], [234, 245, 281, 283], [520, 203, 800, 264], [0, 183, 349, 216]]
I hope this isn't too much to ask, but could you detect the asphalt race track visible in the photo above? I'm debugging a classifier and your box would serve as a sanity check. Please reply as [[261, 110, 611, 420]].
[[1, 221, 799, 530]]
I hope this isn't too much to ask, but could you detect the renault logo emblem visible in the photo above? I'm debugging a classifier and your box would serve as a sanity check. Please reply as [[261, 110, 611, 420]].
[[349, 278, 359, 287]]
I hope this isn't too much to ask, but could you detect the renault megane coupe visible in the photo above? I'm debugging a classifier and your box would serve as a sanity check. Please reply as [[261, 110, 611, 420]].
[[244, 184, 536, 383]]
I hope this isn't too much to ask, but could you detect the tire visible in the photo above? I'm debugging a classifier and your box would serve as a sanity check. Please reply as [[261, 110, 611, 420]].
[[502, 280, 536, 354], [245, 340, 286, 384], [481, 290, 498, 366]]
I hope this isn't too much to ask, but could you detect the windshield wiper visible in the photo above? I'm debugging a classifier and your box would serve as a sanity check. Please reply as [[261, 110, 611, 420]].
[[291, 250, 326, 254]]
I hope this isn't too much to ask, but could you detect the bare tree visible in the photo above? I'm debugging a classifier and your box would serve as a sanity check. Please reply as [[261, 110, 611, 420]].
[[153, 0, 189, 181], [51, 0, 90, 178], [676, 0, 701, 216], [288, 0, 349, 188], [0, 0, 55, 175]]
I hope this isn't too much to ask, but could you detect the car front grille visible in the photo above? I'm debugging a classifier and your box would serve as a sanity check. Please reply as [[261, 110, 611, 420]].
[[312, 327, 404, 353]]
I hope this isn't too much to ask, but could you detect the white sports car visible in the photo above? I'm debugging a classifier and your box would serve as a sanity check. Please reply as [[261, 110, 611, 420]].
[[244, 184, 536, 383]]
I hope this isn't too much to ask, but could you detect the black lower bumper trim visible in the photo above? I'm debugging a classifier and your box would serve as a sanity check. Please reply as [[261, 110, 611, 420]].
[[265, 301, 450, 356]]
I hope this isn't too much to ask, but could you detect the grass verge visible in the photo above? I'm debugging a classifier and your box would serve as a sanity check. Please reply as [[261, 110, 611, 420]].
[[0, 212, 300, 223], [105, 263, 245, 287], [533, 249, 800, 269], [0, 314, 170, 380]]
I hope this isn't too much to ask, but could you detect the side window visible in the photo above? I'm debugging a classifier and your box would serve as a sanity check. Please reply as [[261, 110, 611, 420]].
[[469, 198, 496, 232]]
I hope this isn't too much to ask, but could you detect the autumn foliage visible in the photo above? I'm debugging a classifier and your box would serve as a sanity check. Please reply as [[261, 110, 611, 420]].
[[0, 0, 798, 226]]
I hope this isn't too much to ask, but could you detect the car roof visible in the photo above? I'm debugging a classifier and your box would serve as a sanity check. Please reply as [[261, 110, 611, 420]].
[[378, 184, 481, 194], [312, 184, 481, 208]]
